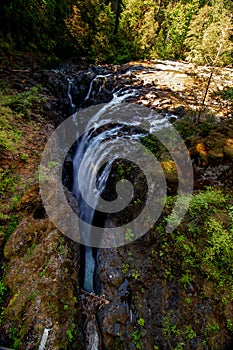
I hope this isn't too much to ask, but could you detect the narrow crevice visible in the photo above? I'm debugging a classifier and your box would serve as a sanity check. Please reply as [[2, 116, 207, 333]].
[[79, 245, 98, 294]]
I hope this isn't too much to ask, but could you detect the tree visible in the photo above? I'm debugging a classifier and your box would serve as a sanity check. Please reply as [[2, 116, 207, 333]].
[[0, 0, 74, 54], [65, 1, 116, 62], [119, 0, 158, 59], [185, 4, 233, 66], [185, 3, 233, 122], [157, 0, 200, 59]]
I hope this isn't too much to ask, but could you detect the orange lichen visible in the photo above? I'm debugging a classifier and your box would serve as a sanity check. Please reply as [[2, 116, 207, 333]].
[[195, 143, 208, 156], [225, 138, 233, 146]]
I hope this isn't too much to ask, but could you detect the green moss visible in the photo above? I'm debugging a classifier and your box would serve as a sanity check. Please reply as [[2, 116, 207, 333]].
[[0, 168, 20, 197], [0, 279, 7, 304], [5, 214, 21, 241], [141, 134, 158, 155]]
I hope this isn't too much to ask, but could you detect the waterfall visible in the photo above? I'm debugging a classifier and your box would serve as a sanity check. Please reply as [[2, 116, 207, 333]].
[[68, 70, 170, 293], [72, 89, 137, 292], [84, 246, 95, 292], [84, 74, 112, 101], [67, 78, 76, 114]]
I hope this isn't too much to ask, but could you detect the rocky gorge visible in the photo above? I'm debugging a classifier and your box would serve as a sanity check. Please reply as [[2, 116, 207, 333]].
[[0, 54, 233, 350]]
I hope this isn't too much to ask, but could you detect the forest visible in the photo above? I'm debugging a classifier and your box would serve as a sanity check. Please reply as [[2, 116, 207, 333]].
[[0, 0, 232, 65]]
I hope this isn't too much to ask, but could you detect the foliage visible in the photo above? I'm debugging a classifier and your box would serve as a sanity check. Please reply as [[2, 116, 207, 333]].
[[188, 188, 227, 217], [119, 0, 158, 59], [0, 0, 233, 64], [0, 169, 20, 197], [9, 326, 20, 349], [0, 0, 73, 54], [125, 228, 134, 242], [137, 317, 145, 327], [0, 86, 37, 244], [132, 328, 144, 349], [66, 323, 76, 343], [172, 188, 233, 299], [4, 86, 44, 118], [162, 313, 181, 339], [66, 1, 116, 62], [158, 0, 200, 59], [218, 87, 233, 101], [0, 97, 21, 153], [0, 279, 7, 304], [185, 4, 233, 65], [180, 270, 193, 289], [0, 85, 44, 153], [201, 218, 233, 281], [5, 214, 21, 241], [141, 134, 158, 155]]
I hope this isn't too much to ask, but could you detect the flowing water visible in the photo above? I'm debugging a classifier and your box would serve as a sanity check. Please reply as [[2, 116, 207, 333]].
[[70, 72, 171, 293], [64, 67, 190, 350], [72, 87, 140, 292]]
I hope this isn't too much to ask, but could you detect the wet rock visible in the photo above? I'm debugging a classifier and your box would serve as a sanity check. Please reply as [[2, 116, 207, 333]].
[[71, 71, 96, 106]]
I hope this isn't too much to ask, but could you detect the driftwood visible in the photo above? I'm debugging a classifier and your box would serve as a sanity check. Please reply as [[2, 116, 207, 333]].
[[81, 290, 109, 350], [81, 289, 109, 310], [38, 327, 52, 350]]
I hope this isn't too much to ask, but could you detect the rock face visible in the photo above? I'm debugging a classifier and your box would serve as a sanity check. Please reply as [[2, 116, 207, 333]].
[[67, 60, 233, 349], [0, 59, 86, 349], [3, 218, 82, 349], [1, 56, 233, 349]]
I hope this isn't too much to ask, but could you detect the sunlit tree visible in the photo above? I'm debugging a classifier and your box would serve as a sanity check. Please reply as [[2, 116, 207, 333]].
[[185, 4, 233, 66], [119, 0, 158, 59], [157, 0, 200, 59], [66, 1, 115, 61]]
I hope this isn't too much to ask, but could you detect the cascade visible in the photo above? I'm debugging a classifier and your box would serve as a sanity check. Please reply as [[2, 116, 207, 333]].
[[72, 86, 139, 292], [67, 78, 76, 114], [84, 74, 111, 101], [60, 66, 188, 350], [68, 72, 170, 293]]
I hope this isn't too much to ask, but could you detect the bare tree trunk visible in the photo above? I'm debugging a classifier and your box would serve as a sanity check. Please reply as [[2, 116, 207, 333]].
[[113, 0, 122, 35], [196, 67, 215, 123], [196, 27, 228, 123]]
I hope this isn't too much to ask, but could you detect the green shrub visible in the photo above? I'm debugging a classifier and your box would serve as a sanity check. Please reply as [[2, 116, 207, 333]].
[[5, 86, 44, 117], [0, 104, 21, 153], [188, 188, 227, 218], [218, 87, 233, 101]]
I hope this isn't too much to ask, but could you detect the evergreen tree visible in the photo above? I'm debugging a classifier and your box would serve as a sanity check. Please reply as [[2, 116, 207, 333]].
[[157, 0, 200, 59], [119, 0, 158, 59], [185, 3, 233, 66], [66, 1, 116, 62], [0, 0, 74, 54], [0, 0, 232, 64]]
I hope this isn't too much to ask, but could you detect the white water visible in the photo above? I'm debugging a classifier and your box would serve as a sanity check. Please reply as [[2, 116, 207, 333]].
[[84, 74, 112, 101], [63, 66, 192, 350], [67, 78, 76, 114], [71, 72, 174, 292], [72, 87, 139, 292]]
